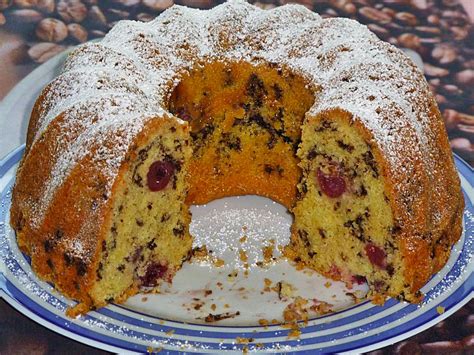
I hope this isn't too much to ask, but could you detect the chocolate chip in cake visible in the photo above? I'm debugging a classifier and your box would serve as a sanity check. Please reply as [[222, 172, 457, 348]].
[[126, 246, 143, 263], [161, 213, 170, 222], [219, 133, 241, 151], [390, 225, 402, 236], [246, 74, 267, 107], [355, 184, 368, 197], [318, 228, 327, 239], [223, 68, 234, 87], [136, 218, 144, 227], [55, 229, 64, 239], [173, 222, 185, 237], [337, 140, 355, 153], [117, 264, 125, 272], [264, 164, 274, 174], [64, 252, 73, 266], [315, 119, 336, 132], [147, 238, 157, 250], [362, 150, 379, 178], [307, 148, 318, 160], [272, 84, 283, 100], [46, 259, 54, 269], [298, 229, 311, 248], [386, 264, 395, 276], [147, 202, 153, 210], [44, 239, 54, 253], [97, 262, 103, 280], [76, 260, 87, 276]]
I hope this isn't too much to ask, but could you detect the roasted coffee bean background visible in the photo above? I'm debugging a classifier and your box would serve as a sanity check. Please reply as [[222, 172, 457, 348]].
[[0, 0, 473, 354], [0, 0, 473, 163]]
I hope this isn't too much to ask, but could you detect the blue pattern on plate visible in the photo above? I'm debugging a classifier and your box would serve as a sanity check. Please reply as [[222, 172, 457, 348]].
[[1, 145, 473, 353]]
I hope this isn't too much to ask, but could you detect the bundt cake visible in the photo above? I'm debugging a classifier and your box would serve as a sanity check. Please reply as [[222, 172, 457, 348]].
[[10, 0, 464, 315]]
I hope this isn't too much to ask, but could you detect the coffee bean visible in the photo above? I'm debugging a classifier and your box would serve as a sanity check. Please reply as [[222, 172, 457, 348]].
[[411, 0, 428, 11], [8, 8, 42, 23], [463, 334, 474, 349], [0, 0, 11, 11], [36, 0, 54, 13], [332, 0, 356, 15], [451, 26, 469, 41], [57, 0, 87, 23], [397, 33, 421, 50], [455, 69, 474, 86], [419, 340, 464, 354], [393, 340, 422, 355], [395, 12, 418, 26], [367, 23, 390, 39], [28, 41, 65, 63], [89, 29, 105, 38], [432, 44, 458, 65], [380, 7, 396, 18], [451, 137, 472, 151], [424, 63, 449, 77], [143, 0, 174, 11], [110, 0, 140, 7], [35, 18, 67, 42], [427, 14, 440, 25], [67, 22, 87, 42], [136, 12, 155, 22], [358, 6, 392, 24], [442, 84, 463, 96], [87, 5, 106, 28], [415, 26, 442, 36], [105, 8, 129, 21], [13, 0, 37, 8]]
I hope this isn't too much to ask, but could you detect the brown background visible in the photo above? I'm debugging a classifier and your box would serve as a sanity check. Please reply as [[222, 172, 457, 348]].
[[0, 0, 473, 354]]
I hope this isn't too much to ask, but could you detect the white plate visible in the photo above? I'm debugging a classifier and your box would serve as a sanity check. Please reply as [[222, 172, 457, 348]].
[[0, 50, 473, 354]]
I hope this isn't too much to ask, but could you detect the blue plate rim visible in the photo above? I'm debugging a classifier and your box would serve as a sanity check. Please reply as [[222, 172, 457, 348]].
[[1, 144, 473, 353]]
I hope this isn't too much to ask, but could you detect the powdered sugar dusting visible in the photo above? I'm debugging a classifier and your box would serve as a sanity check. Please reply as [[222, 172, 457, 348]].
[[27, 0, 438, 228]]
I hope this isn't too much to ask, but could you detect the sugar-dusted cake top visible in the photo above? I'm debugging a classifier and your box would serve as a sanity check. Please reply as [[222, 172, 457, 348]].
[[27, 0, 441, 232]]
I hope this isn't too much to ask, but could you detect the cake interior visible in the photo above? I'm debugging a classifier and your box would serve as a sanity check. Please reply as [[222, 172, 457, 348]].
[[91, 61, 406, 306], [90, 118, 193, 305]]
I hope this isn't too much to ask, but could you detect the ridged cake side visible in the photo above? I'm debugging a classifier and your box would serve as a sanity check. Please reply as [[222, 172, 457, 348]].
[[10, 0, 463, 312]]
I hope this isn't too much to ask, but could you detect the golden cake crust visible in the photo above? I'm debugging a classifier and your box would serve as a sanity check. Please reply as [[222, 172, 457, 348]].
[[10, 0, 463, 310]]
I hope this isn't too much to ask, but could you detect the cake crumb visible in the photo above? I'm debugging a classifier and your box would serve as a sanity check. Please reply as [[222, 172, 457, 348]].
[[263, 278, 272, 292], [214, 258, 225, 267], [324, 281, 332, 288], [437, 305, 445, 314], [191, 245, 209, 260], [227, 270, 238, 282], [211, 303, 217, 311], [287, 328, 302, 339], [283, 296, 309, 325], [239, 236, 247, 243], [239, 249, 248, 263], [236, 336, 254, 344], [275, 281, 296, 300], [258, 318, 269, 328], [204, 311, 240, 323], [310, 299, 333, 315], [165, 329, 175, 336], [147, 346, 162, 353], [141, 296, 148, 302]]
